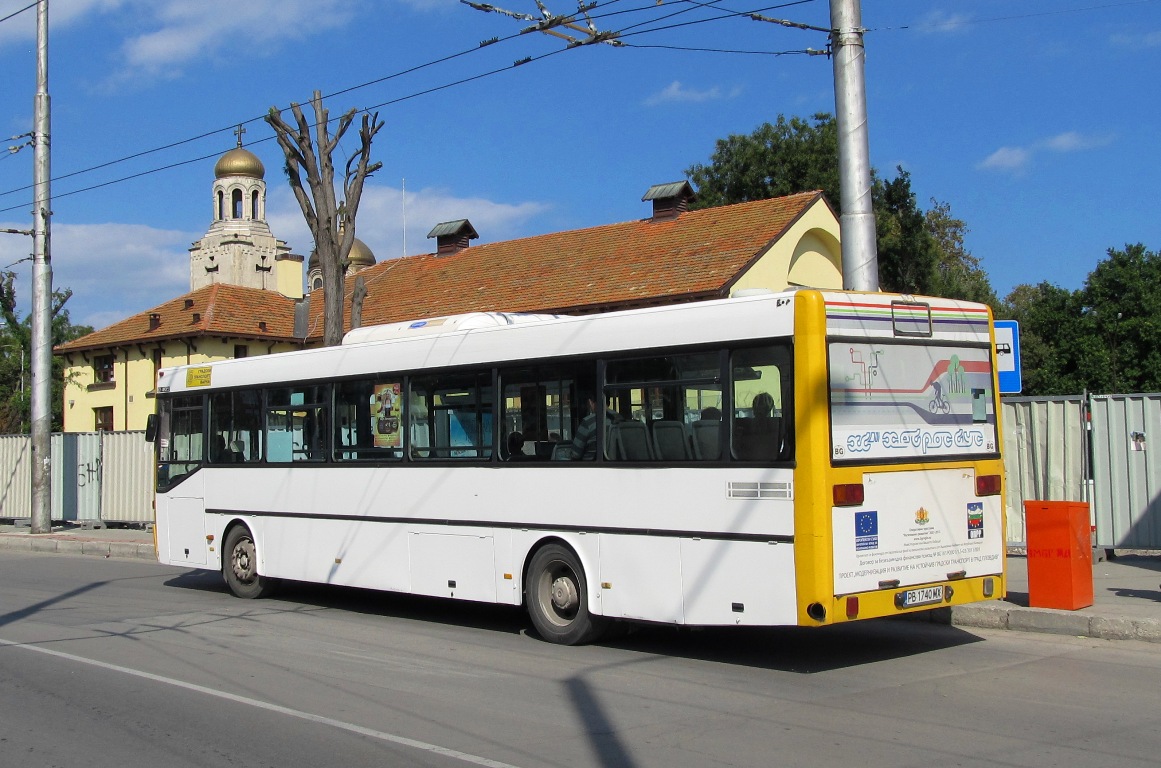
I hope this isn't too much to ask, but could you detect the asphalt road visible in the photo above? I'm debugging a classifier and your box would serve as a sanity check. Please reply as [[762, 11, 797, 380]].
[[1, 552, 1159, 768]]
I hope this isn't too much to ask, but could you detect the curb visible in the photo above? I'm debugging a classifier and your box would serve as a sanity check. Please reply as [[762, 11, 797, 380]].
[[938, 603, 1161, 644], [0, 534, 157, 562]]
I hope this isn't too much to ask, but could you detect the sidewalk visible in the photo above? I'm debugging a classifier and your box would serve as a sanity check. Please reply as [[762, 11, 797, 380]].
[[2, 523, 1159, 643], [0, 522, 157, 561], [940, 552, 1161, 644]]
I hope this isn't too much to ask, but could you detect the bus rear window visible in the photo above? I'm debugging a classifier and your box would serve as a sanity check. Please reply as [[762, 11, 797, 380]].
[[828, 341, 997, 463]]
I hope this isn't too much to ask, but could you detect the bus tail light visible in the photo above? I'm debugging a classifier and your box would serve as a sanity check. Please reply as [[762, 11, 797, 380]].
[[976, 474, 1001, 496], [845, 596, 859, 619], [833, 483, 864, 506]]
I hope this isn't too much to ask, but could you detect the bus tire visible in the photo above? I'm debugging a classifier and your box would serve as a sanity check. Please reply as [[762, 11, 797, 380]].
[[526, 543, 606, 645], [223, 525, 277, 599]]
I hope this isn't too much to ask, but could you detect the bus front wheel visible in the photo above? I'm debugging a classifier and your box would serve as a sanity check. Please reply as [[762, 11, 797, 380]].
[[223, 525, 277, 599], [526, 543, 606, 645]]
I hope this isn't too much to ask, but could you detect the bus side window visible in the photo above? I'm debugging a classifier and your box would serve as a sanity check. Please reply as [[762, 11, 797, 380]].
[[731, 345, 792, 462], [499, 364, 587, 462], [410, 371, 492, 460]]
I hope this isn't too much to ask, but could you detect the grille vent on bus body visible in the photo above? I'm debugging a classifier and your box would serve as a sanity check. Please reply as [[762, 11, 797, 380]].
[[727, 481, 793, 500]]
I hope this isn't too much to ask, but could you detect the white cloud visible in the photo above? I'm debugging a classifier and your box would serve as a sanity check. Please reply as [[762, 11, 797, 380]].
[[0, 220, 194, 328], [1040, 131, 1115, 153], [644, 81, 740, 107], [978, 131, 1115, 174], [914, 11, 972, 35], [0, 0, 124, 47], [978, 146, 1030, 173], [114, 0, 357, 82], [266, 182, 550, 262]]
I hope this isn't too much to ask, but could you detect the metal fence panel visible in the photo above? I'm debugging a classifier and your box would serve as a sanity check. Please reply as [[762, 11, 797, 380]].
[[1091, 394, 1161, 550], [1001, 396, 1087, 544], [100, 431, 154, 523], [51, 432, 103, 522], [0, 435, 31, 518]]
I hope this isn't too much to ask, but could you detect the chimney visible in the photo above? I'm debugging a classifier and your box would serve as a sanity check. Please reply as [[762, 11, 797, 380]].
[[149, 313, 161, 331], [642, 181, 696, 222], [427, 219, 479, 256]]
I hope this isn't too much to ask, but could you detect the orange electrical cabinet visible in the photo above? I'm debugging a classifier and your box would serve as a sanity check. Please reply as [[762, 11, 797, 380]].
[[1024, 501, 1093, 610]]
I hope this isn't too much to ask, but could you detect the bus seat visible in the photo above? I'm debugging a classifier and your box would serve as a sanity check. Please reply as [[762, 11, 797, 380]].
[[609, 420, 655, 461], [691, 421, 720, 460], [652, 420, 693, 461], [733, 417, 781, 461]]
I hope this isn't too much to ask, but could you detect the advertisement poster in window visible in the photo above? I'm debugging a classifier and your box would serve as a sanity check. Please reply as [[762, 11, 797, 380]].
[[373, 382, 401, 449], [829, 342, 997, 462]]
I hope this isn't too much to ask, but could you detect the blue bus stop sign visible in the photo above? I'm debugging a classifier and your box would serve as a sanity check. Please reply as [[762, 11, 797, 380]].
[[994, 320, 1022, 394]]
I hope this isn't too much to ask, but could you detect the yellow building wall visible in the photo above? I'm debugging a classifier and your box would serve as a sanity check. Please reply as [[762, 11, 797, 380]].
[[731, 200, 843, 294], [277, 257, 305, 300], [62, 338, 300, 433]]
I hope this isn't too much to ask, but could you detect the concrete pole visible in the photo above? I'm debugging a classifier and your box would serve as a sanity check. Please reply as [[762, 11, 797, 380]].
[[30, 0, 52, 534], [830, 0, 879, 292]]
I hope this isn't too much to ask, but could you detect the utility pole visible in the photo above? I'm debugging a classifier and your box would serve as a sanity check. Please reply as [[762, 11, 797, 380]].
[[830, 0, 878, 292], [30, 0, 52, 534]]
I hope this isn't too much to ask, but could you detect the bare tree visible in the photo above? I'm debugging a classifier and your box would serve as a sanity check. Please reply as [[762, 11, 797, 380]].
[[266, 91, 384, 345]]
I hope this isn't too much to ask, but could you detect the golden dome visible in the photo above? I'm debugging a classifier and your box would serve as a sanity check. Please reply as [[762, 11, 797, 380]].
[[308, 238, 376, 270], [214, 147, 265, 179], [349, 238, 376, 267]]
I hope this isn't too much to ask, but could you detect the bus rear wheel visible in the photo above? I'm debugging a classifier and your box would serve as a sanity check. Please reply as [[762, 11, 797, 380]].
[[223, 525, 277, 599], [526, 543, 606, 645]]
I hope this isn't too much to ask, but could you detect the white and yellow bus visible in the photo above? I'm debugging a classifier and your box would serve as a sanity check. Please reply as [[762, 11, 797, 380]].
[[150, 289, 1005, 644]]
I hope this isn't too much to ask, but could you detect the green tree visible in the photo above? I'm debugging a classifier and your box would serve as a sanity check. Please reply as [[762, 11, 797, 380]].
[[1000, 244, 1161, 396], [1078, 243, 1161, 393], [925, 199, 999, 309], [873, 168, 937, 295], [1001, 282, 1089, 396], [686, 113, 840, 211], [686, 115, 987, 298], [0, 272, 92, 432]]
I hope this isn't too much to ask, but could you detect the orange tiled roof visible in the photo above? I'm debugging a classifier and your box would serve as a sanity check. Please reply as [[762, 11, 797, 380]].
[[56, 283, 299, 353], [315, 191, 825, 330], [57, 191, 825, 353]]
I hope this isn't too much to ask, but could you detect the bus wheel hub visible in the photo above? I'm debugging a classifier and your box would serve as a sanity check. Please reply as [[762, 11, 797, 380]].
[[550, 577, 578, 611]]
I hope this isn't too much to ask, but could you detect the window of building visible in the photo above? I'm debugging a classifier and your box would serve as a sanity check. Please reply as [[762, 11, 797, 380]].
[[94, 406, 114, 432], [251, 190, 259, 220], [233, 345, 248, 359], [231, 189, 243, 219], [151, 349, 163, 388], [94, 354, 115, 384], [216, 190, 224, 221]]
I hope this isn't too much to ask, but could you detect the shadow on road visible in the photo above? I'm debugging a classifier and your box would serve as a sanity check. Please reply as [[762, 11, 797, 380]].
[[164, 570, 983, 673]]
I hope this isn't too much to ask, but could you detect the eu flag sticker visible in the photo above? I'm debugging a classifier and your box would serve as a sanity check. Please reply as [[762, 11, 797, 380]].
[[855, 510, 879, 551], [967, 502, 984, 540]]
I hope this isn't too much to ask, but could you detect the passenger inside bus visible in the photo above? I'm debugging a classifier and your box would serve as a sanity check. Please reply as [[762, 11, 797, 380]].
[[569, 392, 601, 460], [506, 431, 533, 461], [733, 392, 782, 461]]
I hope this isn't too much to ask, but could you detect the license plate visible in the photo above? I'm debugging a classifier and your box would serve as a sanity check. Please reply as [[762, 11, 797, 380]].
[[896, 585, 945, 609]]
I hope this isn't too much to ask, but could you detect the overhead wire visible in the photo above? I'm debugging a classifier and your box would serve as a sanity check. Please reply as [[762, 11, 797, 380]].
[[0, 0, 826, 213], [0, 1, 38, 27]]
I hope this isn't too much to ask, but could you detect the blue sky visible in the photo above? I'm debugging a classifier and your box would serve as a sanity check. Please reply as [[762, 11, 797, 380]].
[[0, 0, 1157, 330]]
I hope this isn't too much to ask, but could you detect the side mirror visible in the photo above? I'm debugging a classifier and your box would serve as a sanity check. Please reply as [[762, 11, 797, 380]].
[[144, 413, 158, 443]]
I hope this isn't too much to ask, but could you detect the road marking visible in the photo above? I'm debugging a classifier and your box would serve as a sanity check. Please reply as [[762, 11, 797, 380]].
[[0, 636, 522, 768]]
